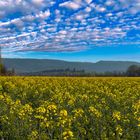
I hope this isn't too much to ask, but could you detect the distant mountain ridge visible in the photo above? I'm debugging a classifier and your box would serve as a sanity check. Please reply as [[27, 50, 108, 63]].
[[2, 58, 140, 74]]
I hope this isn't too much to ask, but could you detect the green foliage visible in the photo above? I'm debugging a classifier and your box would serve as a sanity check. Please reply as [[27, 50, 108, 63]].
[[126, 65, 140, 76], [0, 63, 6, 75], [0, 63, 15, 76]]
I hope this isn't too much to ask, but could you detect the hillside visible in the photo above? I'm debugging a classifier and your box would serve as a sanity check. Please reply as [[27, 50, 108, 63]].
[[2, 58, 140, 74]]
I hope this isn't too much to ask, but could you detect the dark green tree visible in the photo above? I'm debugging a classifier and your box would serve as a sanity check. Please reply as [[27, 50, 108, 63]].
[[0, 46, 8, 75], [126, 65, 140, 76], [0, 63, 6, 75]]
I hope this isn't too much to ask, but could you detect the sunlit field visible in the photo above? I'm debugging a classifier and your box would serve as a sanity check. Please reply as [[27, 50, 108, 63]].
[[0, 77, 140, 140]]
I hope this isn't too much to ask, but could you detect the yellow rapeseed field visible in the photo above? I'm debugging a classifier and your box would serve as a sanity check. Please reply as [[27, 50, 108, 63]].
[[0, 77, 140, 140]]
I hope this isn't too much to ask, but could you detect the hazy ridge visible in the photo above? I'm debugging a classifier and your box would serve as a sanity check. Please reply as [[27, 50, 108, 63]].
[[3, 58, 140, 74]]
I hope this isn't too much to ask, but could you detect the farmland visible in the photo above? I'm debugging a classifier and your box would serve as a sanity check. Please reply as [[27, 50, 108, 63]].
[[0, 77, 140, 140]]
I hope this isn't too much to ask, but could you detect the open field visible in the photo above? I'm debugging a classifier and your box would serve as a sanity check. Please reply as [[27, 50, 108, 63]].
[[0, 77, 140, 140]]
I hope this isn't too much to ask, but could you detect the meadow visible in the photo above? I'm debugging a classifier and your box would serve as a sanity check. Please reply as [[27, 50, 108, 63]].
[[0, 77, 139, 140]]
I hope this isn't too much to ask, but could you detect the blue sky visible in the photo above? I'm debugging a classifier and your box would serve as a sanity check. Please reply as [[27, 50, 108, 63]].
[[0, 0, 140, 62]]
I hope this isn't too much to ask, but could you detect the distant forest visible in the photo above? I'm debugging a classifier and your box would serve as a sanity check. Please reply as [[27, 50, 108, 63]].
[[1, 60, 140, 76], [19, 65, 140, 77], [0, 63, 15, 76]]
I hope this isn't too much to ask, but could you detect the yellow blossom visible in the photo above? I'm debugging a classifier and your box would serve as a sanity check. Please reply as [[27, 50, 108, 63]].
[[113, 111, 121, 121], [60, 109, 68, 117], [62, 130, 73, 140], [89, 106, 102, 118]]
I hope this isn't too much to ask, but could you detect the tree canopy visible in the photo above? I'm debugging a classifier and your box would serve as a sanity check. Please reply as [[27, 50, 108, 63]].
[[126, 65, 140, 76]]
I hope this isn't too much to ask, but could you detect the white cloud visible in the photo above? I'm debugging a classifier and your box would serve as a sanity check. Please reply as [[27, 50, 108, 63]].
[[0, 10, 50, 28], [36, 10, 50, 19], [47, 27, 56, 32], [11, 18, 24, 27], [106, 13, 113, 17], [32, 0, 44, 5], [85, 0, 92, 4], [23, 15, 35, 22], [95, 6, 106, 12], [75, 15, 84, 20], [105, 0, 114, 6], [59, 30, 67, 35], [59, 1, 81, 10], [85, 7, 92, 12]]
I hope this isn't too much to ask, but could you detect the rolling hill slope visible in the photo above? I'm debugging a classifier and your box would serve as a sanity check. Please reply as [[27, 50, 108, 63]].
[[2, 58, 140, 74]]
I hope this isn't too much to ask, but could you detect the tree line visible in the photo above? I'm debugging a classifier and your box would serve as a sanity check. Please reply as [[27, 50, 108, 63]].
[[0, 63, 15, 76], [20, 65, 140, 77], [0, 64, 140, 77], [126, 65, 140, 76], [90, 65, 140, 77]]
